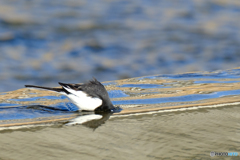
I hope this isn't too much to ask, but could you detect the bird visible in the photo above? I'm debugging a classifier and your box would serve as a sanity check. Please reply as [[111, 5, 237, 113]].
[[25, 78, 116, 112]]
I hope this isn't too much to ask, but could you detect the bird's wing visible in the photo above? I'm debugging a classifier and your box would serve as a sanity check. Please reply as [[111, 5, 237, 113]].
[[58, 82, 81, 91], [59, 82, 103, 111]]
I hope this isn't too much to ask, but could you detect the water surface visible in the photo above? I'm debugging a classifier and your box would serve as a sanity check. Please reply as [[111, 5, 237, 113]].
[[0, 69, 240, 159], [0, 105, 239, 160], [1, 0, 240, 92]]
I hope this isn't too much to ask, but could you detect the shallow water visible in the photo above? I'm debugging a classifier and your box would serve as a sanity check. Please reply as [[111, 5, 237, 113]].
[[0, 105, 240, 160], [1, 69, 240, 124], [1, 69, 240, 123], [1, 0, 240, 158], [0, 69, 240, 159]]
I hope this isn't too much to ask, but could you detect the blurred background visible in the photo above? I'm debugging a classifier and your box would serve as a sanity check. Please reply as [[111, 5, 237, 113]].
[[0, 0, 240, 92]]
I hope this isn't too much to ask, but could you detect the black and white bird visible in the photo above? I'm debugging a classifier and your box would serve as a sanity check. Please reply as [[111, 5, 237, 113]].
[[25, 78, 116, 112]]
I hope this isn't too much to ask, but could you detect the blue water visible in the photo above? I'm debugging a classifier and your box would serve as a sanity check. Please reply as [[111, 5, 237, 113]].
[[0, 107, 73, 121], [140, 69, 240, 80], [0, 103, 19, 107], [1, 69, 240, 122], [113, 89, 240, 105], [9, 95, 67, 102], [118, 84, 168, 89], [194, 80, 240, 84], [0, 0, 240, 131], [107, 90, 129, 98], [1, 0, 240, 92]]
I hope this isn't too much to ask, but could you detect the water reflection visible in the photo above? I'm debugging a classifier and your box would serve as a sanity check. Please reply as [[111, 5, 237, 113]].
[[25, 105, 72, 112], [66, 112, 113, 130], [0, 104, 115, 130], [1, 68, 240, 128], [1, 104, 240, 159], [25, 105, 117, 129], [0, 70, 240, 158]]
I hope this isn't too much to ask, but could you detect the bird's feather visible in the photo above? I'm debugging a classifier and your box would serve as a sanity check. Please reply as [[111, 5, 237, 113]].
[[64, 88, 103, 111], [25, 78, 113, 112], [24, 85, 68, 94]]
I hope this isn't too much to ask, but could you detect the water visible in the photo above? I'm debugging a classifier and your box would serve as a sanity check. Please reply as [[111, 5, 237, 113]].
[[0, 105, 240, 160], [1, 0, 240, 158], [0, 69, 240, 159], [1, 0, 240, 92], [1, 69, 240, 123]]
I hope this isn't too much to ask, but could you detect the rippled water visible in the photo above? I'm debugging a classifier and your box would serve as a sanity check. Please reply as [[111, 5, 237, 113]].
[[1, 0, 240, 92], [1, 69, 240, 123], [0, 69, 239, 159], [1, 0, 240, 158], [0, 105, 240, 160]]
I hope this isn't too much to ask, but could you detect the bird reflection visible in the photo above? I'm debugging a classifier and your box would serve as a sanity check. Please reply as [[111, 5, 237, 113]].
[[0, 104, 121, 132], [25, 104, 119, 129], [66, 112, 113, 130]]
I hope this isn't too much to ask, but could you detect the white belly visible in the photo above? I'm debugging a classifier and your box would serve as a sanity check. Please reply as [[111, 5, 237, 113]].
[[66, 91, 102, 111]]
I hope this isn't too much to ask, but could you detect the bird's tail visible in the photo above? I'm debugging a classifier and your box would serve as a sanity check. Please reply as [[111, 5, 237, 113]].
[[25, 85, 64, 93]]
